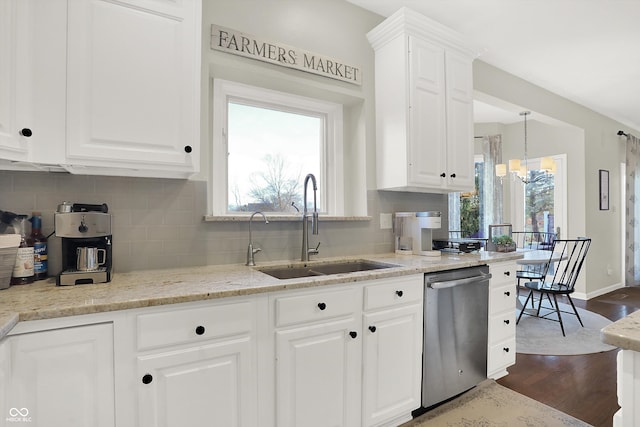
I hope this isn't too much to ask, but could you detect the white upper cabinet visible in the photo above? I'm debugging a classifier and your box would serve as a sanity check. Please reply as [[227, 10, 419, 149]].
[[368, 7, 476, 193], [0, 0, 202, 178], [0, 0, 66, 168]]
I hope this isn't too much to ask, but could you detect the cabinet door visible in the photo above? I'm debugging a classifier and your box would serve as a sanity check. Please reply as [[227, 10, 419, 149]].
[[362, 304, 423, 427], [137, 337, 257, 427], [0, 0, 67, 166], [0, 0, 30, 161], [445, 50, 475, 191], [5, 323, 115, 427], [275, 317, 361, 427], [408, 36, 447, 188], [66, 0, 201, 174]]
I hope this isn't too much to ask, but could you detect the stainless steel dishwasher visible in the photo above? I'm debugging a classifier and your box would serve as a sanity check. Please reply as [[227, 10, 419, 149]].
[[422, 265, 491, 408]]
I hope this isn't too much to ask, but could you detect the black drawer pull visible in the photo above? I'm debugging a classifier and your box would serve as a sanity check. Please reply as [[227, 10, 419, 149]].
[[184, 145, 192, 153], [317, 302, 326, 310], [504, 319, 510, 325], [504, 291, 511, 296], [503, 347, 510, 353], [504, 271, 511, 276], [20, 128, 32, 137], [195, 325, 205, 335], [349, 331, 357, 339], [142, 374, 153, 384], [395, 290, 404, 297], [368, 326, 376, 333]]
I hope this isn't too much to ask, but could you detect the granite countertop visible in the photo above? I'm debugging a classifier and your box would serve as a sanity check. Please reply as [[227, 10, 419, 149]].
[[602, 310, 640, 352], [0, 251, 522, 340]]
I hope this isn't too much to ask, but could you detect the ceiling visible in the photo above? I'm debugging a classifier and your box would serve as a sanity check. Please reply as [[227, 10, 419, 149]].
[[347, 0, 640, 130]]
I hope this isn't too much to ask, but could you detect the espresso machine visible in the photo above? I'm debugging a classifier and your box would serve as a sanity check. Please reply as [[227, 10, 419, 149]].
[[55, 202, 112, 286]]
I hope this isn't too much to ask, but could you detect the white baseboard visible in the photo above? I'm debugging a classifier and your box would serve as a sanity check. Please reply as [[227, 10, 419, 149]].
[[574, 281, 625, 301]]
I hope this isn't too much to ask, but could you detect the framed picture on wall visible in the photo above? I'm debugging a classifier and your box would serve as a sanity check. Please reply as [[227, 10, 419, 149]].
[[599, 169, 609, 210]]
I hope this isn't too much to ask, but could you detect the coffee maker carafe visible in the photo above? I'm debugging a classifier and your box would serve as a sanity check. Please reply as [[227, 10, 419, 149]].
[[55, 203, 112, 286]]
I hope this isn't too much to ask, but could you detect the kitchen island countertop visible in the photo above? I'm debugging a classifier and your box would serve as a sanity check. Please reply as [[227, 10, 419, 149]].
[[0, 251, 522, 340], [602, 309, 640, 352]]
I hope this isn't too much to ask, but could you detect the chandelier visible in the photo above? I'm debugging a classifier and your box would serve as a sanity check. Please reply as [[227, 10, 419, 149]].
[[495, 111, 556, 184]]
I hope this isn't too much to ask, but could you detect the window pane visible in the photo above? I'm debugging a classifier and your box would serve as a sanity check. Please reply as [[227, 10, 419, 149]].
[[227, 102, 322, 213], [524, 170, 554, 233]]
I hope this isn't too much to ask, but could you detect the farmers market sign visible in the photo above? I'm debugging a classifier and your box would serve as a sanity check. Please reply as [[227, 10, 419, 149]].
[[211, 24, 362, 85]]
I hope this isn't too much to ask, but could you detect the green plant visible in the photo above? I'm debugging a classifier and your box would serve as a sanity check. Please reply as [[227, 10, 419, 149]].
[[492, 235, 514, 246]]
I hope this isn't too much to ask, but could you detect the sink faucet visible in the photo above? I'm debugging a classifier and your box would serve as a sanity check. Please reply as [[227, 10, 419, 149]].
[[246, 211, 269, 266], [301, 173, 320, 261]]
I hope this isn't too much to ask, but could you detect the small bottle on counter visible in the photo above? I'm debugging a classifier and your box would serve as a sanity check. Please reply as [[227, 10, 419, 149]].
[[28, 212, 48, 280], [10, 215, 34, 285]]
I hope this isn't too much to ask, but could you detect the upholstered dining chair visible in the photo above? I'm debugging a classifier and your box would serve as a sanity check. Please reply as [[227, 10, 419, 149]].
[[516, 238, 591, 336]]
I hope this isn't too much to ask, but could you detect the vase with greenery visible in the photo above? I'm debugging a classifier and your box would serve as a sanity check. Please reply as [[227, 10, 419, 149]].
[[492, 235, 516, 252]]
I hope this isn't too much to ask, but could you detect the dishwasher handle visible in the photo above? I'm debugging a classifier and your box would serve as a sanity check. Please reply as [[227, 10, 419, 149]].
[[427, 272, 492, 289]]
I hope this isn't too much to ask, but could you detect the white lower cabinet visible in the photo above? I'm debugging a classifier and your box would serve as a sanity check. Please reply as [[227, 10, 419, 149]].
[[133, 298, 260, 427], [362, 303, 423, 426], [0, 273, 427, 427], [275, 316, 361, 427], [271, 274, 424, 427], [3, 323, 115, 427], [487, 260, 518, 379]]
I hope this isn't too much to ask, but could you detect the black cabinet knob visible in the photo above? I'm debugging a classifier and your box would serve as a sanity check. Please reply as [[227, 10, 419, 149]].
[[142, 374, 153, 384], [504, 319, 510, 325], [504, 271, 511, 276], [317, 302, 326, 311], [504, 291, 511, 297], [20, 128, 32, 137], [395, 290, 404, 297], [503, 347, 510, 353], [368, 326, 376, 333], [450, 173, 456, 178], [184, 145, 192, 153], [440, 172, 446, 178], [195, 325, 205, 335], [349, 331, 357, 339]]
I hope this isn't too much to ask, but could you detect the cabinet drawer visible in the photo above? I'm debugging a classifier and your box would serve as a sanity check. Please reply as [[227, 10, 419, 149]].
[[488, 311, 516, 344], [274, 287, 358, 327], [490, 261, 518, 287], [137, 301, 254, 351], [490, 283, 516, 314], [488, 337, 516, 371], [363, 275, 423, 311]]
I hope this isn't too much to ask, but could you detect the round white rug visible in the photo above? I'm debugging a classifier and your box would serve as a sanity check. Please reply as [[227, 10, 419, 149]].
[[516, 296, 618, 355]]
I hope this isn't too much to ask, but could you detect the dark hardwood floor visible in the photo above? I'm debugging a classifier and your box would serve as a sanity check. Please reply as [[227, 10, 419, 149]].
[[498, 286, 640, 427]]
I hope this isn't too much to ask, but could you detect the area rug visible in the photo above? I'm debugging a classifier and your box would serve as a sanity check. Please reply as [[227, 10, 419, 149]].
[[516, 296, 617, 355], [403, 379, 591, 426]]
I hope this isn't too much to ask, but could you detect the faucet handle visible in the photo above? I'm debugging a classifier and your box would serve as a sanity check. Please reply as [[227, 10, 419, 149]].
[[252, 247, 262, 255]]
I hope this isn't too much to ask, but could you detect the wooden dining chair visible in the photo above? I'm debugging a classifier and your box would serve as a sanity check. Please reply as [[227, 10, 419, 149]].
[[516, 238, 591, 336]]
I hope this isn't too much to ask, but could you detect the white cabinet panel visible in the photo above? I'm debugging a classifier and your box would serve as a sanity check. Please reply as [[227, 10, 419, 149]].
[[487, 261, 518, 378], [362, 304, 422, 427], [275, 317, 361, 427], [4, 323, 115, 427], [66, 0, 200, 174], [137, 337, 256, 427], [1, 0, 201, 177], [368, 8, 476, 193]]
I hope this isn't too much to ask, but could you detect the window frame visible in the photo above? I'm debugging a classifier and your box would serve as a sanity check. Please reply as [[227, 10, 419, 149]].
[[211, 79, 344, 217]]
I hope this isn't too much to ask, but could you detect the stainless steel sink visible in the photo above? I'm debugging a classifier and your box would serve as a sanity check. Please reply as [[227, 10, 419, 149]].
[[258, 259, 397, 280]]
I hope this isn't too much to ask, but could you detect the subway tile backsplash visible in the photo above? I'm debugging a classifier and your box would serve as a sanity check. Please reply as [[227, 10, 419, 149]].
[[1, 171, 448, 274]]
